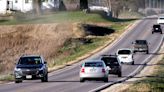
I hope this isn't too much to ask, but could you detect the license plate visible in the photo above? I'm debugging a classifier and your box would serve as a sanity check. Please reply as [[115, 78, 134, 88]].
[[90, 69, 96, 72], [26, 75, 32, 79]]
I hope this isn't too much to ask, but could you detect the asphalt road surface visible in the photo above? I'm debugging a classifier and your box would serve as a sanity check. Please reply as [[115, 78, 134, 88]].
[[0, 17, 163, 92]]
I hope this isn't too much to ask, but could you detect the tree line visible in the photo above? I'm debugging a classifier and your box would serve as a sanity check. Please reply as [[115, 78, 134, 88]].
[[33, 0, 145, 17]]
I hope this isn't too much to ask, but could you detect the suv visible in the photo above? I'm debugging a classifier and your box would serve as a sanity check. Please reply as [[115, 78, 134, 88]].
[[152, 24, 162, 34], [101, 55, 122, 77], [157, 16, 164, 24], [14, 55, 48, 83], [132, 40, 149, 54], [116, 48, 134, 65]]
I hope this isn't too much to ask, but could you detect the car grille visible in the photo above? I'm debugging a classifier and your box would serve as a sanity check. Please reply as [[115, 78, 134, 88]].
[[22, 69, 39, 75]]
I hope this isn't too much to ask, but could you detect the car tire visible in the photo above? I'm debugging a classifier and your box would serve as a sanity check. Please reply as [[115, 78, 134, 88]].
[[118, 72, 122, 77], [160, 32, 162, 34], [133, 51, 136, 53], [131, 61, 134, 65], [103, 77, 108, 83], [41, 74, 48, 82], [152, 32, 154, 34], [15, 79, 22, 83], [146, 50, 149, 54], [80, 78, 85, 82]]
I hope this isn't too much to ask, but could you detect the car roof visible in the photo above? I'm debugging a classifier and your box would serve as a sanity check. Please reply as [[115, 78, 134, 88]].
[[135, 40, 147, 42], [117, 48, 132, 51], [84, 60, 103, 62], [101, 55, 117, 58], [20, 55, 41, 58]]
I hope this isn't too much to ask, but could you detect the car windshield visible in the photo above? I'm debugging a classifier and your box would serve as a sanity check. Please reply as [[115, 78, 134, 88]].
[[118, 50, 131, 54], [18, 57, 42, 65], [153, 25, 160, 28], [101, 57, 119, 66], [85, 62, 103, 67], [136, 40, 146, 44]]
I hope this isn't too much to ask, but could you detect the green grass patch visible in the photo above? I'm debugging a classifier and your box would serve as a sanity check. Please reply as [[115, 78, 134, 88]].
[[49, 37, 108, 66], [123, 58, 164, 92], [0, 74, 14, 82], [48, 20, 133, 67], [0, 11, 111, 25], [0, 11, 137, 25]]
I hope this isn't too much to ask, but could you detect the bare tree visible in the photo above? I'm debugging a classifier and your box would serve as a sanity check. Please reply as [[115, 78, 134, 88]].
[[80, 0, 88, 9], [32, 0, 42, 15], [110, 0, 124, 18]]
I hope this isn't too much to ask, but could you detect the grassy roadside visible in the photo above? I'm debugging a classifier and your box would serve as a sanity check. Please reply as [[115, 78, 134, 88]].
[[47, 19, 133, 68], [122, 57, 164, 92], [0, 11, 110, 25], [0, 11, 136, 82]]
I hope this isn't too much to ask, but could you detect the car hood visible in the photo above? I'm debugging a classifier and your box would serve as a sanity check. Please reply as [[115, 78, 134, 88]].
[[16, 64, 43, 69]]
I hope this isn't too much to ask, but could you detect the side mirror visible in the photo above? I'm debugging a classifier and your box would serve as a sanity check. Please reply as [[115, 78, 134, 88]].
[[44, 62, 47, 64], [106, 66, 111, 71]]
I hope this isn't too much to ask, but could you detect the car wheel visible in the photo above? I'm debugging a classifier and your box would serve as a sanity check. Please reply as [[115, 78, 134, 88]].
[[152, 32, 154, 34], [133, 51, 136, 53], [41, 74, 48, 82], [146, 50, 149, 54], [103, 77, 108, 83], [161, 32, 162, 34], [15, 79, 22, 83], [80, 78, 85, 82], [118, 72, 122, 77], [131, 61, 134, 65]]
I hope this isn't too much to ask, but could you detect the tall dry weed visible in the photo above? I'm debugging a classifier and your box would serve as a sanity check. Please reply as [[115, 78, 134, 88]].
[[0, 23, 81, 74]]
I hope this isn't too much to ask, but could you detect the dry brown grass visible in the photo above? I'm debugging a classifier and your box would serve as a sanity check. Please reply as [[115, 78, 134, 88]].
[[0, 23, 80, 74]]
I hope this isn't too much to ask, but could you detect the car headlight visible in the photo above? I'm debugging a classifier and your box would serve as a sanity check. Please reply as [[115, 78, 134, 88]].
[[39, 66, 44, 71], [14, 67, 21, 72]]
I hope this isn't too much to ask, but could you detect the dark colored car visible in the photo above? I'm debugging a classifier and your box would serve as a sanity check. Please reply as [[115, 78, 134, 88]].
[[14, 55, 48, 83], [152, 24, 162, 34], [132, 40, 149, 54], [101, 55, 122, 77]]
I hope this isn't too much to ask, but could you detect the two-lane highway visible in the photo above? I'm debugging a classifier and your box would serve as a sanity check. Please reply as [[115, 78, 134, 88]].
[[0, 17, 163, 92]]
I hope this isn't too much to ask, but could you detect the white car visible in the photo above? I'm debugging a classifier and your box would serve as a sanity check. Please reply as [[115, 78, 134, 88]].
[[116, 48, 134, 65], [79, 60, 108, 82], [157, 16, 164, 24]]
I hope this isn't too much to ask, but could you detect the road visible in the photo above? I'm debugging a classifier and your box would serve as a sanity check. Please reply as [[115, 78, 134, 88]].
[[0, 17, 163, 92]]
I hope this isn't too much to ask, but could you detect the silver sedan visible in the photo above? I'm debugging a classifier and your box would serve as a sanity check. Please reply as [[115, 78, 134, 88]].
[[79, 60, 108, 82]]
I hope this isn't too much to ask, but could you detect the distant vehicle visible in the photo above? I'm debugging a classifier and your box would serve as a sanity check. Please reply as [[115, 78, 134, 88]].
[[87, 6, 110, 15], [14, 55, 48, 83], [79, 60, 108, 82], [152, 24, 162, 34], [157, 16, 164, 24], [132, 40, 149, 54], [116, 48, 134, 65], [101, 55, 122, 77]]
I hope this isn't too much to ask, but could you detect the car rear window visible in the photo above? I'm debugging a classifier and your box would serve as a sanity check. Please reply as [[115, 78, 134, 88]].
[[118, 50, 131, 54], [101, 57, 119, 66], [85, 62, 103, 67], [136, 40, 146, 44], [153, 25, 160, 28], [159, 18, 164, 19], [18, 57, 42, 65]]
